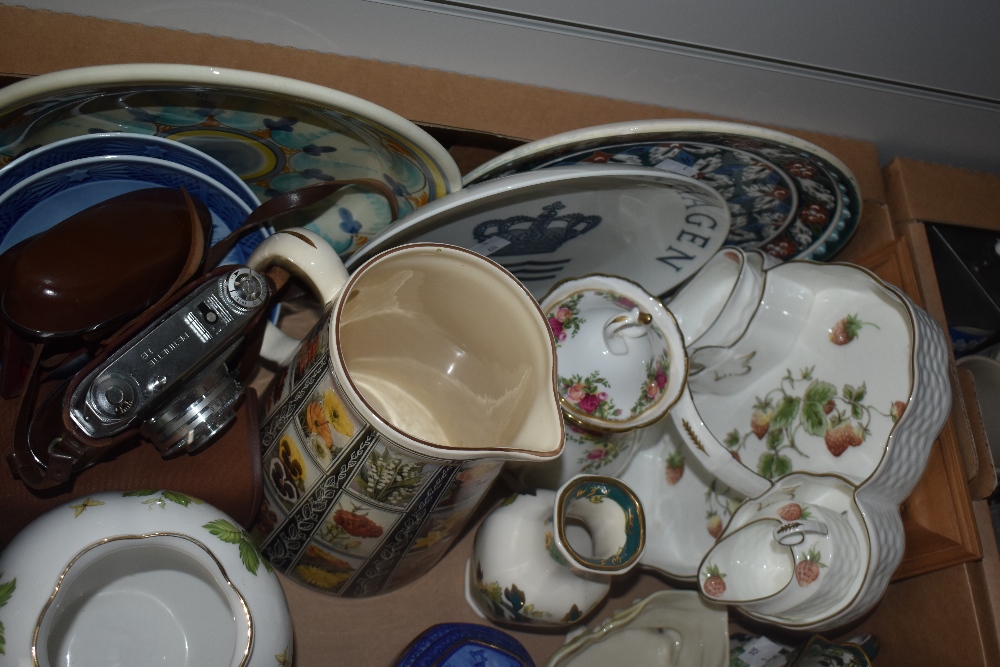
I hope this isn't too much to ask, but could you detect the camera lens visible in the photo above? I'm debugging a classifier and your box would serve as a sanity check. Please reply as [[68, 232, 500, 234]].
[[140, 361, 242, 456]]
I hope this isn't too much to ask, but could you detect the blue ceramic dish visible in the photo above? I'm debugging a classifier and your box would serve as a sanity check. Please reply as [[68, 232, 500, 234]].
[[0, 154, 262, 267], [0, 132, 259, 210], [394, 623, 535, 667]]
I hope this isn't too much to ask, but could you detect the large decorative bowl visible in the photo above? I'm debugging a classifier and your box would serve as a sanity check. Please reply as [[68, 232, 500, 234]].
[[0, 64, 461, 258]]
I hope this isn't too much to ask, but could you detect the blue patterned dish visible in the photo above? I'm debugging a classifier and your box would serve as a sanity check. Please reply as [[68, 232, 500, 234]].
[[0, 132, 259, 209], [0, 64, 462, 259], [0, 155, 259, 267], [394, 623, 535, 667], [464, 120, 861, 263]]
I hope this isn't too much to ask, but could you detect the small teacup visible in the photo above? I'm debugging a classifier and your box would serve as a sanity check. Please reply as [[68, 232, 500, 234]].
[[667, 246, 769, 352]]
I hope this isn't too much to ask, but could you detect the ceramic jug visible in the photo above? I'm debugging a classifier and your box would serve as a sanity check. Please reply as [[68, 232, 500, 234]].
[[509, 274, 687, 490], [0, 490, 293, 667], [466, 475, 645, 627], [246, 229, 564, 597], [697, 474, 863, 621]]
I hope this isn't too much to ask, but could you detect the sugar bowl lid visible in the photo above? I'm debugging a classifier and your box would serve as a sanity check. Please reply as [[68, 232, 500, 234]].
[[540, 274, 687, 432]]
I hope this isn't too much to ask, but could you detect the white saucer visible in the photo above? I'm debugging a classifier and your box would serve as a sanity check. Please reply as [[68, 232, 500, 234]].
[[619, 419, 743, 581]]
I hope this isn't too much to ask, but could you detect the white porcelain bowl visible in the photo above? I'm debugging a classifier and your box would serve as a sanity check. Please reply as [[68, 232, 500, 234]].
[[0, 490, 293, 666]]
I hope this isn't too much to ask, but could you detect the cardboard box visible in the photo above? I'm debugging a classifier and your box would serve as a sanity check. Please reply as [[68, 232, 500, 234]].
[[0, 6, 996, 666]]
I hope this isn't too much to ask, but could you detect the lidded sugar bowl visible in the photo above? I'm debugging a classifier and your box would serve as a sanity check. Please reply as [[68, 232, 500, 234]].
[[512, 274, 687, 489]]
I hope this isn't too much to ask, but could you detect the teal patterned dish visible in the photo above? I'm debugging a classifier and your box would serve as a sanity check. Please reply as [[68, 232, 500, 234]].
[[464, 120, 861, 263], [0, 64, 462, 258]]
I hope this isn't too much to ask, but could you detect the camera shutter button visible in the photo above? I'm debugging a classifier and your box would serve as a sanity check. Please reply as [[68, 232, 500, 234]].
[[92, 374, 138, 419]]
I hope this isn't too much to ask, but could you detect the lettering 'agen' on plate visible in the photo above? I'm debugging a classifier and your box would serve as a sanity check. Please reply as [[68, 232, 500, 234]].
[[657, 208, 729, 272]]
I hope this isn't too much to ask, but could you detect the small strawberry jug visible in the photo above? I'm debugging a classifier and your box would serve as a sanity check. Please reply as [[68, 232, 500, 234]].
[[697, 473, 863, 622], [466, 474, 645, 628]]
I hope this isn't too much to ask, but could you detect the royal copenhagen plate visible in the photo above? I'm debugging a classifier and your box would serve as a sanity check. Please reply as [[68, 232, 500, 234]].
[[0, 132, 259, 209], [343, 165, 732, 299], [0, 154, 258, 266], [0, 64, 462, 258], [464, 120, 861, 263], [619, 420, 743, 581]]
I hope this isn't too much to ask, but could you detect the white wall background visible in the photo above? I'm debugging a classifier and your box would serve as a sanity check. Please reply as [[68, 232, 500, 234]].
[[4, 0, 999, 174]]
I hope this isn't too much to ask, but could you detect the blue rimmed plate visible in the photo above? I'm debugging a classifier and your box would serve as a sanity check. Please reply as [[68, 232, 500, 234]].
[[0, 132, 258, 209], [464, 120, 861, 263], [0, 155, 260, 267]]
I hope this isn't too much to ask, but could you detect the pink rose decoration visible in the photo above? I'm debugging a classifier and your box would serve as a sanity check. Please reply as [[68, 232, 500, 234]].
[[598, 392, 608, 401], [548, 317, 563, 338], [567, 384, 586, 402], [646, 381, 659, 399], [656, 368, 667, 388], [587, 449, 607, 460], [578, 394, 600, 414], [556, 307, 573, 322]]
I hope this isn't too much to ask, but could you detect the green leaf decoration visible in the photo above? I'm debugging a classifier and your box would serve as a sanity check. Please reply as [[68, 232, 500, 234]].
[[853, 383, 867, 403], [123, 489, 158, 497], [852, 403, 864, 420], [773, 455, 793, 477], [770, 396, 800, 430], [803, 380, 837, 405], [163, 491, 202, 507], [758, 452, 775, 478], [800, 400, 828, 437], [724, 429, 740, 447], [842, 384, 856, 401], [239, 540, 261, 576], [0, 576, 14, 656], [0, 577, 14, 608], [70, 498, 105, 517], [203, 519, 243, 544], [766, 428, 784, 449]]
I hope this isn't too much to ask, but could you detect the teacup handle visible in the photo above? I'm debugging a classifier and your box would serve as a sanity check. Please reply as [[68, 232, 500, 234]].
[[247, 228, 349, 364], [670, 389, 773, 498], [773, 519, 828, 546]]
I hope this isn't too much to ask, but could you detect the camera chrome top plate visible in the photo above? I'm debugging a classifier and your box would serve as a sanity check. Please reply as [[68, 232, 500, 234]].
[[69, 267, 269, 441]]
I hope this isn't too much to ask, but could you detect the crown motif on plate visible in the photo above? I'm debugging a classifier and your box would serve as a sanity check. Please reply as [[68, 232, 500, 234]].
[[472, 201, 601, 256]]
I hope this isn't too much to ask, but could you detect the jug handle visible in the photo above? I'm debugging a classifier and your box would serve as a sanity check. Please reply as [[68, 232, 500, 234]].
[[670, 388, 773, 498], [247, 227, 350, 365]]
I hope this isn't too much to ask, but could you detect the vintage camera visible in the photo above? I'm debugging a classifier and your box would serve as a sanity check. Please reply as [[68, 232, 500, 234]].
[[68, 266, 270, 457]]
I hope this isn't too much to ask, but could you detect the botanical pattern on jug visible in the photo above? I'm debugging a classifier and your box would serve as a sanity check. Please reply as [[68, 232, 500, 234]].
[[350, 445, 427, 508], [292, 543, 358, 593], [722, 365, 905, 478], [297, 386, 357, 469]]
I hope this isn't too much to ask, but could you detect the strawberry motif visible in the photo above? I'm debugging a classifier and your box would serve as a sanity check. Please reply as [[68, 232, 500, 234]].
[[823, 399, 836, 414], [829, 314, 878, 345], [665, 451, 685, 485], [794, 547, 827, 586], [706, 511, 723, 539], [702, 563, 726, 597], [777, 502, 811, 522], [750, 397, 773, 439], [824, 421, 863, 456], [891, 400, 907, 423]]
